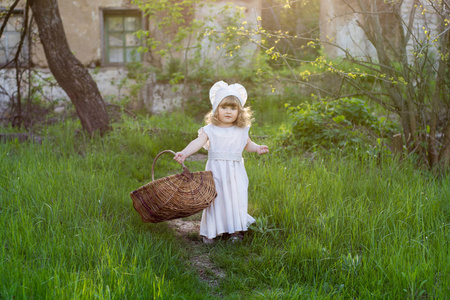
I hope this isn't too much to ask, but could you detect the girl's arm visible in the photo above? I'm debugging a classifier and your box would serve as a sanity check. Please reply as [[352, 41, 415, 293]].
[[174, 131, 208, 164], [245, 137, 269, 155]]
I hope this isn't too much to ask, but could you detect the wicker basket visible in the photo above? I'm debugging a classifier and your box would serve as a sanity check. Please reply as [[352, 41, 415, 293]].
[[130, 150, 217, 223]]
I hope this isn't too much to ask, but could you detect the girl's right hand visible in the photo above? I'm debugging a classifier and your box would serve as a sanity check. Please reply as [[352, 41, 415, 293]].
[[174, 152, 187, 164]]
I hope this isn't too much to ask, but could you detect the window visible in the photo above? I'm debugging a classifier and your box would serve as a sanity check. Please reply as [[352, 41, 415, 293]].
[[0, 10, 28, 66], [102, 10, 142, 64]]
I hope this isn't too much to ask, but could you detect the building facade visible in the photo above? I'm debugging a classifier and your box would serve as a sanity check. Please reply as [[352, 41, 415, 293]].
[[0, 0, 262, 113]]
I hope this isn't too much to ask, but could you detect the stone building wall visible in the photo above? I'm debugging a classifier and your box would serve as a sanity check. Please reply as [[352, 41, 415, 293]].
[[29, 0, 135, 68], [319, 0, 439, 61], [320, 0, 438, 60], [319, 0, 376, 59], [0, 0, 262, 114]]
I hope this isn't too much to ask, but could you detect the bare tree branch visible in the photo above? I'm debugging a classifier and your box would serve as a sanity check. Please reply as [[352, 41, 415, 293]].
[[0, 0, 20, 39]]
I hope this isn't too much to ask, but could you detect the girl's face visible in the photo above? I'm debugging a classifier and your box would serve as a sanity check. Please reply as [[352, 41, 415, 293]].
[[217, 104, 238, 127]]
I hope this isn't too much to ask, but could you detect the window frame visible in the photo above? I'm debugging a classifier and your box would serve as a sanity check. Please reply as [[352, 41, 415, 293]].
[[100, 8, 145, 66]]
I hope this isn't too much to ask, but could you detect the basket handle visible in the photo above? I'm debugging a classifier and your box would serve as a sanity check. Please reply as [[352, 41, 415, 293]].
[[151, 150, 190, 182]]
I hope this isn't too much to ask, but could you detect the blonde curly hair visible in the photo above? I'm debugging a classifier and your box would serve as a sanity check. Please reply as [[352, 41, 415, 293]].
[[205, 96, 253, 128]]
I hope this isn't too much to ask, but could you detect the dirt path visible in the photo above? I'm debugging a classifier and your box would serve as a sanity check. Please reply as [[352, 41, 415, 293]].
[[167, 219, 226, 289], [165, 153, 227, 289]]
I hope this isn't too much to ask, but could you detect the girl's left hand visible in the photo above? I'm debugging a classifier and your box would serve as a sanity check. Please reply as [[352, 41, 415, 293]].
[[257, 145, 269, 155]]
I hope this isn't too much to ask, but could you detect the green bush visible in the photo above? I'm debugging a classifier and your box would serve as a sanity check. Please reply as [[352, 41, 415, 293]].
[[278, 97, 399, 152]]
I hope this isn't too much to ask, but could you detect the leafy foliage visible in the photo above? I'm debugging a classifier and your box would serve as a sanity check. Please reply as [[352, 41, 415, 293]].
[[279, 98, 399, 152], [132, 0, 257, 83], [261, 0, 321, 63], [217, 0, 450, 168]]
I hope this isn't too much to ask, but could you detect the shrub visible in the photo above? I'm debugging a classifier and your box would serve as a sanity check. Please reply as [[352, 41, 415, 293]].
[[278, 97, 399, 152]]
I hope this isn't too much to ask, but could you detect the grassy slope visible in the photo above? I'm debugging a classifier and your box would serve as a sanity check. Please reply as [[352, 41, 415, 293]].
[[1, 115, 449, 299]]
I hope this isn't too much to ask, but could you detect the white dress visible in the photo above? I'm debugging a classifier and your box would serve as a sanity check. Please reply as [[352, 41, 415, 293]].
[[199, 124, 256, 239]]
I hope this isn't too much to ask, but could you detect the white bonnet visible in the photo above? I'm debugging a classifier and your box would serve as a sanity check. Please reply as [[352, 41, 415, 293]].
[[209, 80, 247, 113]]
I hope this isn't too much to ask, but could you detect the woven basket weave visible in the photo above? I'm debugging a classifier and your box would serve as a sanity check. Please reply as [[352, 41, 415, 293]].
[[130, 150, 217, 223]]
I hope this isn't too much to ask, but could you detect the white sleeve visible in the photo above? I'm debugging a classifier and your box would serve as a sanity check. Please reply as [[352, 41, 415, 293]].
[[198, 126, 210, 150]]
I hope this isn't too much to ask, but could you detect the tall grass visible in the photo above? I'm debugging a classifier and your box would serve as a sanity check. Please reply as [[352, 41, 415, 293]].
[[1, 114, 449, 299], [0, 115, 208, 299], [213, 151, 450, 298]]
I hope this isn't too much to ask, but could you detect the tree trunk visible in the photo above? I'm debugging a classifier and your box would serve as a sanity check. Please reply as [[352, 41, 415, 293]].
[[29, 0, 110, 135], [439, 120, 450, 167], [436, 3, 450, 168], [358, 0, 418, 150]]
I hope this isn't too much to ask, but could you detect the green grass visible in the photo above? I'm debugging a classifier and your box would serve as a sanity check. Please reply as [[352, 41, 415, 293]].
[[239, 152, 450, 298], [1, 114, 449, 299]]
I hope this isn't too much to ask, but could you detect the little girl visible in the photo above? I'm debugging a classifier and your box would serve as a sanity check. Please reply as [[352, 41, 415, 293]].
[[174, 81, 269, 244]]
